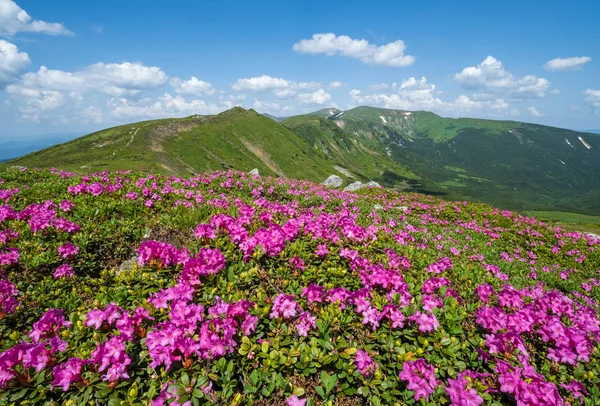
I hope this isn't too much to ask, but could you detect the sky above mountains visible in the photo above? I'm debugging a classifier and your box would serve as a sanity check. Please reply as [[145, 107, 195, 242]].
[[0, 0, 598, 140]]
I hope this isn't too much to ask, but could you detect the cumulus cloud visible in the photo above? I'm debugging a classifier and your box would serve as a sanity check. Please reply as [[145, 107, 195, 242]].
[[585, 89, 600, 113], [328, 81, 345, 89], [297, 88, 332, 105], [232, 75, 320, 94], [0, 0, 73, 37], [232, 75, 290, 92], [6, 61, 169, 121], [454, 56, 550, 97], [293, 33, 415, 67], [543, 56, 591, 71], [218, 93, 247, 109], [9, 62, 168, 97], [350, 76, 511, 116], [252, 99, 292, 114], [171, 76, 215, 96], [0, 39, 29, 83], [527, 106, 545, 117], [108, 93, 222, 120]]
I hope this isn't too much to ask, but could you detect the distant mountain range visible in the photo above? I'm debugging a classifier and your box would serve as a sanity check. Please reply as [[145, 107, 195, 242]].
[[0, 133, 81, 162], [3, 106, 599, 215]]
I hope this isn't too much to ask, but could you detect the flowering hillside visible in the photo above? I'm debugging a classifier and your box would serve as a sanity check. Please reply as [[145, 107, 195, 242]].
[[1, 167, 599, 405]]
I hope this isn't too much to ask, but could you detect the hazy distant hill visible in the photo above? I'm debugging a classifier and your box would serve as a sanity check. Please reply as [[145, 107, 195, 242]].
[[0, 133, 81, 162]]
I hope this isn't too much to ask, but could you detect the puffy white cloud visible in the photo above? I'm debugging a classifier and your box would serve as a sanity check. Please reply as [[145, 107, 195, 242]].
[[328, 81, 345, 89], [543, 56, 591, 71], [585, 89, 600, 113], [293, 33, 415, 67], [297, 88, 332, 105], [350, 77, 445, 111], [527, 106, 545, 117], [274, 88, 296, 99], [454, 56, 550, 97], [232, 75, 320, 94], [350, 77, 511, 116], [6, 61, 170, 122], [233, 75, 290, 92], [0, 0, 72, 37], [108, 93, 222, 120], [9, 62, 168, 96], [218, 93, 247, 109], [171, 76, 215, 96], [252, 99, 292, 114], [0, 39, 29, 83]]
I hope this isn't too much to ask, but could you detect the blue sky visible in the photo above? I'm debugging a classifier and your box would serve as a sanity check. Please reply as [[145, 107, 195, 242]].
[[0, 0, 599, 140]]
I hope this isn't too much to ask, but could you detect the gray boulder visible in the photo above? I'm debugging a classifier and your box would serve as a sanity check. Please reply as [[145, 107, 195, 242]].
[[373, 204, 384, 211], [366, 181, 382, 188], [321, 175, 343, 188], [344, 181, 364, 192], [248, 168, 260, 176]]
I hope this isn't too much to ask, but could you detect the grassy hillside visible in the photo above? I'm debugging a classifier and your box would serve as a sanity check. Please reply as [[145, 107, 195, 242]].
[[282, 114, 419, 186], [6, 105, 600, 215], [324, 106, 600, 215], [5, 108, 342, 183]]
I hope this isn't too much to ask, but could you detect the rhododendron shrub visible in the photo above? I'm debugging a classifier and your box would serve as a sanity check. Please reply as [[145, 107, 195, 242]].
[[0, 167, 599, 405]]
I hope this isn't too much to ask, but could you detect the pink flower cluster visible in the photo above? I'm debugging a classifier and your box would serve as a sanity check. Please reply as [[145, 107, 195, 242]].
[[0, 309, 71, 387], [399, 358, 440, 402]]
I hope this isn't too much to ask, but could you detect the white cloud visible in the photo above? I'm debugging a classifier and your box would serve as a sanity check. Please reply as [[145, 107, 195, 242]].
[[297, 88, 332, 105], [454, 56, 550, 97], [252, 99, 292, 114], [9, 62, 168, 97], [293, 33, 415, 67], [171, 76, 215, 96], [370, 82, 389, 91], [274, 88, 296, 99], [543, 56, 591, 71], [527, 106, 545, 117], [0, 0, 73, 37], [6, 61, 169, 121], [232, 75, 289, 92], [585, 89, 600, 113], [551, 89, 561, 95], [232, 75, 320, 94], [328, 80, 345, 89], [108, 93, 222, 120], [351, 77, 445, 111], [218, 93, 246, 109], [350, 76, 511, 116], [0, 39, 29, 83]]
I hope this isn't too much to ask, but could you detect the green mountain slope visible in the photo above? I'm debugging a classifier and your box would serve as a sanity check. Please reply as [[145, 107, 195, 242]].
[[322, 106, 600, 214], [5, 105, 600, 215], [282, 114, 418, 183], [5, 108, 341, 182]]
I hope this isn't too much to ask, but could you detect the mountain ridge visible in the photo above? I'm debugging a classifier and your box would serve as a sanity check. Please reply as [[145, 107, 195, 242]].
[[4, 106, 599, 215]]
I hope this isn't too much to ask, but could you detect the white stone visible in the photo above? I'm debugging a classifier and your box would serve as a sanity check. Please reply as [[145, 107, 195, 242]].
[[321, 175, 343, 188]]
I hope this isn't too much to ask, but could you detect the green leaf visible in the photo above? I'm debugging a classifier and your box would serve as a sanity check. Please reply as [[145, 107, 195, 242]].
[[181, 372, 190, 386]]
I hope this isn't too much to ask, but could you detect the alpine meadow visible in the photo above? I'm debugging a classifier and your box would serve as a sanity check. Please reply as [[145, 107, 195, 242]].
[[1, 1, 600, 405]]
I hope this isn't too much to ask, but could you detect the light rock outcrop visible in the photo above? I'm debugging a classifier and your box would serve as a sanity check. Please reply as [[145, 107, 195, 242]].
[[248, 168, 260, 176], [344, 181, 364, 192], [321, 175, 343, 188]]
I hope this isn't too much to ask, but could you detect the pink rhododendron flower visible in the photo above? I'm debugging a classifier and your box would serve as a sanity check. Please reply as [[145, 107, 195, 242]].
[[355, 349, 378, 377], [399, 358, 439, 402]]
